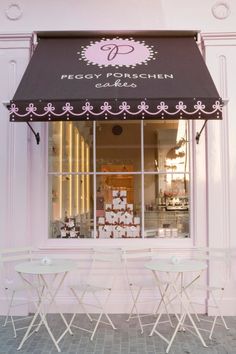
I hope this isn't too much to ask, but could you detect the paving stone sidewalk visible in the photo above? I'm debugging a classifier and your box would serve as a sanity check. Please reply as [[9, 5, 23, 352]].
[[0, 315, 236, 354]]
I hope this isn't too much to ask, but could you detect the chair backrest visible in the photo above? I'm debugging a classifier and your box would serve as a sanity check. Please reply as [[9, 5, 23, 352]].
[[122, 248, 157, 286], [192, 247, 228, 286], [86, 248, 123, 289], [0, 247, 33, 286], [0, 247, 33, 263]]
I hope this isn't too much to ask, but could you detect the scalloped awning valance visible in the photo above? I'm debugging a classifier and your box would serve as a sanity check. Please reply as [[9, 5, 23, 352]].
[[8, 31, 223, 122]]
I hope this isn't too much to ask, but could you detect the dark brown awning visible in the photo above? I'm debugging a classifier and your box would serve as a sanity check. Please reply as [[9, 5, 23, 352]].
[[9, 31, 223, 122]]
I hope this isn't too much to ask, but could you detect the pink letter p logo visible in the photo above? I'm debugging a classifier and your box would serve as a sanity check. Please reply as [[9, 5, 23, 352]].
[[100, 44, 134, 61]]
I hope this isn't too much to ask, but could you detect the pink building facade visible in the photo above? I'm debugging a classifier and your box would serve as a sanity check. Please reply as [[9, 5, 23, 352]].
[[0, 1, 236, 314]]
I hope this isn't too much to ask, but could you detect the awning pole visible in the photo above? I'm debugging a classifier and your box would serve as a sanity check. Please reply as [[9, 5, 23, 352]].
[[195, 120, 208, 144], [27, 122, 40, 144]]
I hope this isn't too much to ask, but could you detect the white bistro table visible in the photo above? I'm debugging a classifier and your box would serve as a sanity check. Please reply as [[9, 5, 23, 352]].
[[145, 258, 208, 353], [15, 259, 76, 352]]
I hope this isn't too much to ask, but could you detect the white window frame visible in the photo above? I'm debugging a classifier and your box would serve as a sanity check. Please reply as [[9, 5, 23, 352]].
[[44, 120, 194, 247]]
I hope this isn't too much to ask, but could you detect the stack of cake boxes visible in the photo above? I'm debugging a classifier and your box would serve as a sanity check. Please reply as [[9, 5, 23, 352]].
[[98, 190, 141, 238]]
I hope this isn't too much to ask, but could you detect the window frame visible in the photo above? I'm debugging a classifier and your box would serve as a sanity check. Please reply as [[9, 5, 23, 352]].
[[47, 120, 192, 241]]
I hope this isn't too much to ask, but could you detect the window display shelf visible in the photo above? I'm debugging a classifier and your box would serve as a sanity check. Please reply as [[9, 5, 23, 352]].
[[144, 210, 189, 238]]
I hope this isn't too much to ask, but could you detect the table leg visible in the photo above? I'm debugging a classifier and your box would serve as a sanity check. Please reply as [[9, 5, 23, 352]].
[[17, 271, 71, 352], [38, 273, 73, 336], [17, 284, 61, 351], [150, 271, 177, 337], [166, 273, 208, 353]]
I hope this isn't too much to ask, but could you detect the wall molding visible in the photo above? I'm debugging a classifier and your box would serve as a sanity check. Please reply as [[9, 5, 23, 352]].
[[201, 32, 236, 46], [0, 32, 32, 50]]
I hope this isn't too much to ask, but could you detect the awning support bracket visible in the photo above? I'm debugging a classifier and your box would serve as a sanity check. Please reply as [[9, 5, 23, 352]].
[[195, 120, 208, 144], [27, 122, 40, 144]]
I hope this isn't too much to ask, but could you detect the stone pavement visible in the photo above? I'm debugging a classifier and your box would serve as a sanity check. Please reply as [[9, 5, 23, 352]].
[[0, 314, 236, 354]]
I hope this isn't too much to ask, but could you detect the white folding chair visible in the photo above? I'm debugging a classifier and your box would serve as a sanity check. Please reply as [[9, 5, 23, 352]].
[[68, 248, 122, 340], [122, 248, 174, 334], [0, 247, 39, 338], [192, 247, 230, 339]]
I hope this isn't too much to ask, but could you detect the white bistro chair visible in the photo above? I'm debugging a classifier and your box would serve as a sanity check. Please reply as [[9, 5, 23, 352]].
[[192, 247, 230, 339], [69, 248, 122, 340], [0, 247, 38, 338], [122, 248, 174, 334]]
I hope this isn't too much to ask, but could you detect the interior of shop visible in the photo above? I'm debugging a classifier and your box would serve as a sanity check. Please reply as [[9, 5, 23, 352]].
[[48, 120, 189, 240]]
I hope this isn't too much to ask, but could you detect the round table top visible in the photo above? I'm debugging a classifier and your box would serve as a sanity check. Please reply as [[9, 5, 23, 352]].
[[145, 258, 207, 273], [15, 259, 77, 275]]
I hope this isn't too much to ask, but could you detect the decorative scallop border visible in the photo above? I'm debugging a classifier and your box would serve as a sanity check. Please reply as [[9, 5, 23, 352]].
[[9, 100, 223, 121]]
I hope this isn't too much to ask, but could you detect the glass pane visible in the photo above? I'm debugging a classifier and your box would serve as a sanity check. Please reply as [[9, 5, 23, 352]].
[[49, 174, 93, 239], [48, 121, 93, 173], [144, 174, 190, 238], [96, 121, 141, 172], [144, 120, 189, 173], [96, 174, 141, 239]]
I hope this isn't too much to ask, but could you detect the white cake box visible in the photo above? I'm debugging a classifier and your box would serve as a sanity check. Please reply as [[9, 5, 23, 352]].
[[158, 228, 165, 237], [113, 197, 127, 209], [70, 230, 77, 238], [113, 225, 126, 238], [171, 228, 178, 237], [165, 229, 171, 237], [98, 225, 114, 238], [105, 211, 118, 224], [126, 225, 140, 237], [112, 204, 127, 211], [112, 190, 120, 197], [60, 229, 67, 237], [116, 211, 123, 222], [98, 217, 105, 224], [103, 224, 113, 232], [120, 211, 133, 224], [134, 217, 140, 225], [68, 219, 75, 228], [112, 190, 127, 197], [99, 230, 111, 238]]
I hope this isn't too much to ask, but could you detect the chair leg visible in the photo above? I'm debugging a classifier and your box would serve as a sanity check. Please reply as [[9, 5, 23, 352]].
[[154, 283, 175, 328], [134, 289, 144, 334], [90, 313, 102, 341], [209, 291, 229, 339], [183, 285, 201, 324], [70, 287, 93, 322], [215, 291, 229, 330], [3, 291, 18, 338], [104, 312, 116, 330], [127, 286, 141, 321], [3, 291, 15, 327], [93, 289, 117, 329], [69, 287, 116, 341], [126, 287, 144, 333]]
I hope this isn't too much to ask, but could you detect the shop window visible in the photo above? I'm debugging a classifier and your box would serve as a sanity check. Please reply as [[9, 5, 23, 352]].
[[48, 121, 93, 238], [48, 120, 190, 239], [96, 122, 141, 172], [144, 121, 189, 238]]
